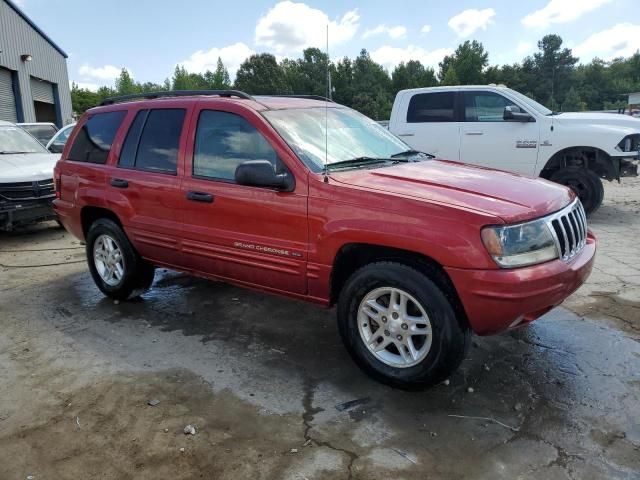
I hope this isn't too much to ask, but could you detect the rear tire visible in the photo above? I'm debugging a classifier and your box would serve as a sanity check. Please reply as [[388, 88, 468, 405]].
[[86, 218, 155, 300], [550, 167, 604, 215], [337, 262, 469, 390]]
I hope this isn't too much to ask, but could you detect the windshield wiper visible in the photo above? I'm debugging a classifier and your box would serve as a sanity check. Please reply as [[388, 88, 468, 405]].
[[325, 157, 391, 171], [0, 151, 31, 154], [390, 149, 434, 159]]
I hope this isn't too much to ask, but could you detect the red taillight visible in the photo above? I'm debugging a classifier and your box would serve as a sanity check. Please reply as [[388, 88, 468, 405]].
[[54, 172, 62, 199]]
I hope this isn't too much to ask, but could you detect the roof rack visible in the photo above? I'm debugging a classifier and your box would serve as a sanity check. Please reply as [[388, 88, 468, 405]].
[[266, 94, 334, 103], [99, 89, 255, 106]]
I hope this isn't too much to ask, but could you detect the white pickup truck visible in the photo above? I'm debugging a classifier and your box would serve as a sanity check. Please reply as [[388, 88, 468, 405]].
[[388, 85, 640, 213]]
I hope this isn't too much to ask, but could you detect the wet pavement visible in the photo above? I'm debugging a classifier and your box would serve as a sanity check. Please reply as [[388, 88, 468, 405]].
[[0, 180, 639, 479]]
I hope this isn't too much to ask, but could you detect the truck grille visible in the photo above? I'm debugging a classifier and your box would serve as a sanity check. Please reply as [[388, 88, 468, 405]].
[[0, 179, 55, 202], [546, 199, 587, 261]]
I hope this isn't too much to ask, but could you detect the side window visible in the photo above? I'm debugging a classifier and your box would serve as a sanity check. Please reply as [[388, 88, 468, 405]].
[[407, 92, 455, 123], [193, 110, 279, 182], [464, 91, 520, 122], [68, 111, 126, 163], [118, 109, 185, 173]]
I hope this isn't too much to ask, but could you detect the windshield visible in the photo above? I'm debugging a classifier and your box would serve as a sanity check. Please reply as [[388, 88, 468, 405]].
[[0, 126, 48, 154], [263, 107, 413, 172], [506, 88, 552, 116]]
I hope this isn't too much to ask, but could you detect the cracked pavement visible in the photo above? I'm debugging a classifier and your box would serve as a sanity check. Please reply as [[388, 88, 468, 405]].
[[0, 178, 639, 479]]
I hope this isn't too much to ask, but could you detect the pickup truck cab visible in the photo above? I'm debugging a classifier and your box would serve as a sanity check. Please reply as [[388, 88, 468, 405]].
[[389, 85, 640, 214], [53, 91, 595, 389]]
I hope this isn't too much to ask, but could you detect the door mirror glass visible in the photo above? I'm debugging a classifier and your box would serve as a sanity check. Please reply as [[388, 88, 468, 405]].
[[235, 160, 295, 191], [504, 106, 534, 122]]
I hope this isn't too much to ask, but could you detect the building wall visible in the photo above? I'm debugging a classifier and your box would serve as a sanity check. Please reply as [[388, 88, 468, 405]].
[[0, 0, 72, 126]]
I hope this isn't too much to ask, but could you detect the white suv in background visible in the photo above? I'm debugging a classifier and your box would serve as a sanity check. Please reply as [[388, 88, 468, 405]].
[[389, 85, 640, 213], [0, 121, 59, 230]]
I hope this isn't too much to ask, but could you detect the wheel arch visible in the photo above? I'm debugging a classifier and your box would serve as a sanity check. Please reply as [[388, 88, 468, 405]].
[[81, 206, 123, 238], [330, 243, 469, 329], [539, 146, 618, 181]]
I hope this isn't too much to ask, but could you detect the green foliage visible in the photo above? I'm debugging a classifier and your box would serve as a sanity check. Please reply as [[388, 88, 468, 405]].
[[234, 53, 291, 94], [70, 36, 640, 120], [392, 61, 437, 91], [562, 87, 586, 111], [441, 66, 460, 86], [439, 40, 488, 84]]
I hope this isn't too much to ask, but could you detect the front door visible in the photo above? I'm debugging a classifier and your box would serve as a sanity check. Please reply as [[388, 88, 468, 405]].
[[459, 90, 540, 175], [180, 105, 308, 295]]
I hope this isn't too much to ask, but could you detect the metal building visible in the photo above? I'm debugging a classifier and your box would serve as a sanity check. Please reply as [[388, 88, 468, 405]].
[[0, 0, 72, 126]]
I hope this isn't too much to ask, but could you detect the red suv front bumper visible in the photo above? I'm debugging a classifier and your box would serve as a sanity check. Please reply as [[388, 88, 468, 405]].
[[445, 232, 596, 335]]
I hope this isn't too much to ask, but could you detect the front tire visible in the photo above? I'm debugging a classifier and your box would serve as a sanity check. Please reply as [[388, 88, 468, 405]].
[[550, 167, 604, 215], [337, 262, 469, 390], [86, 218, 155, 300]]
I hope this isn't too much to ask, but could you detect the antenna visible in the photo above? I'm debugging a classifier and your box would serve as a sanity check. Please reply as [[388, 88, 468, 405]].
[[323, 24, 329, 183]]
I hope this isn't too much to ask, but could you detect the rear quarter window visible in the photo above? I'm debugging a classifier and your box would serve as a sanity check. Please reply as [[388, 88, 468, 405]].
[[407, 92, 455, 123], [68, 111, 126, 164]]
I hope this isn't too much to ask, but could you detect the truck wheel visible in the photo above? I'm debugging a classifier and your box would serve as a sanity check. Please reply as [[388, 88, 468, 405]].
[[86, 218, 155, 300], [337, 262, 469, 390], [550, 167, 604, 215]]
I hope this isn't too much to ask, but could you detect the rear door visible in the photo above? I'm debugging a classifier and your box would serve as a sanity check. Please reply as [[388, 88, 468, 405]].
[[459, 90, 540, 174], [106, 105, 191, 267], [180, 103, 308, 294], [392, 90, 461, 161]]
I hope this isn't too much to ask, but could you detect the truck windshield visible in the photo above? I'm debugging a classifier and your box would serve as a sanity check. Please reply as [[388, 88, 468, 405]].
[[263, 107, 413, 172], [506, 89, 553, 116], [0, 126, 48, 154]]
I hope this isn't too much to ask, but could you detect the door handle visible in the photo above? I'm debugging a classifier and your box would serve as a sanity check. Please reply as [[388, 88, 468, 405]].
[[397, 133, 415, 137], [186, 191, 214, 203], [464, 131, 484, 135], [110, 178, 129, 188]]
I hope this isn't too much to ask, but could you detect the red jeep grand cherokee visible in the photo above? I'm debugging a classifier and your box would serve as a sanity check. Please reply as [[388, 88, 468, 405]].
[[53, 91, 595, 389]]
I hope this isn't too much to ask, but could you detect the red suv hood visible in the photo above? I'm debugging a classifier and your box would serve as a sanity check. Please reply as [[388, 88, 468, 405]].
[[330, 160, 573, 223]]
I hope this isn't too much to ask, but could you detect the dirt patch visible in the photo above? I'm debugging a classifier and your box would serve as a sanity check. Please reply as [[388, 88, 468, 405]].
[[569, 291, 640, 334], [0, 368, 304, 480]]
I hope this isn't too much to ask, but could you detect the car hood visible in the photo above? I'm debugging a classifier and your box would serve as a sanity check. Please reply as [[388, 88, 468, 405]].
[[330, 160, 573, 224], [555, 112, 640, 131], [0, 152, 60, 183]]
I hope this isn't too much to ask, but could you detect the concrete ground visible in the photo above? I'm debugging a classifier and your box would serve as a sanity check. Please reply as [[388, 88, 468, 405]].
[[0, 179, 638, 480]]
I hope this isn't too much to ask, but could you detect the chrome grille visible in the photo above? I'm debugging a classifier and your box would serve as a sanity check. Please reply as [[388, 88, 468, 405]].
[[0, 179, 55, 202], [545, 199, 587, 261]]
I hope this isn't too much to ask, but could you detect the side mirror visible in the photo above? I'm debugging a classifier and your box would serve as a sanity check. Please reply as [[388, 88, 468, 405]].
[[504, 106, 534, 122], [235, 160, 295, 192], [48, 142, 65, 153]]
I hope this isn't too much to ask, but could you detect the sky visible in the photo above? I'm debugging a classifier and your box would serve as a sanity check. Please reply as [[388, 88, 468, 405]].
[[12, 0, 640, 90]]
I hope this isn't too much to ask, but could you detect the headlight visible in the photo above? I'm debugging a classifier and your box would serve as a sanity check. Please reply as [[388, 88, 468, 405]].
[[617, 134, 640, 152], [481, 218, 558, 268]]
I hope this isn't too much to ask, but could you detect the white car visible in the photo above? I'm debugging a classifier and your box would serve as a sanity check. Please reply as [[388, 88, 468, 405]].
[[0, 120, 60, 230], [46, 122, 76, 153], [389, 85, 640, 213]]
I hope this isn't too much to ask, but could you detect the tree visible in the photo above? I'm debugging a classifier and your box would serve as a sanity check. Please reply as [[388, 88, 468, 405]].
[[350, 49, 392, 119], [234, 53, 291, 94], [114, 68, 138, 95], [392, 60, 437, 92], [70, 83, 101, 114], [331, 57, 355, 106], [171, 65, 208, 90], [562, 87, 585, 111], [530, 34, 578, 110], [282, 48, 330, 96], [439, 40, 488, 84], [441, 66, 460, 86], [206, 57, 231, 89]]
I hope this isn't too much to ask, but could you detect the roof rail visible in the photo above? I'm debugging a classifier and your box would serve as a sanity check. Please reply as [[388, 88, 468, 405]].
[[99, 89, 255, 106], [266, 94, 334, 103]]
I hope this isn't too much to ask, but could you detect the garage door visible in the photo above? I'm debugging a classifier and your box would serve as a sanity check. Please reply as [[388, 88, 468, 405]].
[[30, 77, 54, 103], [0, 68, 17, 122]]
